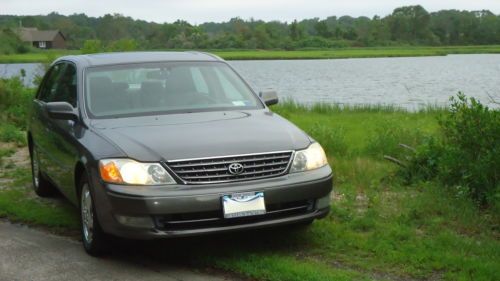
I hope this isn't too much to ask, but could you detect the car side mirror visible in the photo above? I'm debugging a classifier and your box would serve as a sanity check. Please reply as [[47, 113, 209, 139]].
[[45, 102, 79, 121], [259, 90, 279, 106]]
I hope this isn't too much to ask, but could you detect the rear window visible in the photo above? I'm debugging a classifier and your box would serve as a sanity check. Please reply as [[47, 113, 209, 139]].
[[84, 61, 263, 118]]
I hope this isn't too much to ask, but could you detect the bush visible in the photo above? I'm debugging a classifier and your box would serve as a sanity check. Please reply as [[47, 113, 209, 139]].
[[404, 94, 499, 205], [107, 39, 138, 52], [0, 29, 30, 55], [0, 76, 36, 129], [364, 123, 423, 159], [82, 39, 139, 53], [81, 40, 103, 54], [0, 124, 26, 146]]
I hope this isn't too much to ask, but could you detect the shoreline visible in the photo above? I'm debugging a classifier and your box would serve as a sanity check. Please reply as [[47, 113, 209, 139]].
[[0, 45, 499, 63]]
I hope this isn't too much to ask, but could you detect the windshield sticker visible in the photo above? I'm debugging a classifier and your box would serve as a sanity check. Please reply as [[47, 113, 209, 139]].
[[232, 101, 246, 106]]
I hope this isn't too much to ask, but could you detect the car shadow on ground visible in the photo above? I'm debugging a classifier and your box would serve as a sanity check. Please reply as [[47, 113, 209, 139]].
[[102, 224, 310, 268]]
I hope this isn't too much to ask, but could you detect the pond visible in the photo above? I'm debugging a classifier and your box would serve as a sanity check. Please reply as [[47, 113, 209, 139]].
[[1, 54, 499, 109]]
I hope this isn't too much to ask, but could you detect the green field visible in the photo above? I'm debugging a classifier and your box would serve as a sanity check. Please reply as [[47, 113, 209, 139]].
[[0, 50, 80, 63], [1, 100, 498, 281], [213, 45, 500, 60], [0, 45, 500, 63]]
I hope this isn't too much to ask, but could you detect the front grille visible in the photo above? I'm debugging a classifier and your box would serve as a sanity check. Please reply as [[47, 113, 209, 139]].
[[166, 151, 293, 184]]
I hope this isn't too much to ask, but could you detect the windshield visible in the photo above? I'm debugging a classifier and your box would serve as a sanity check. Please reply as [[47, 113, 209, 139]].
[[84, 61, 263, 118]]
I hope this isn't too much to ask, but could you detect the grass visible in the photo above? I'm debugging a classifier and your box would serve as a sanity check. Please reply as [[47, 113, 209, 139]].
[[0, 146, 15, 166], [0, 165, 79, 229], [0, 123, 27, 146], [0, 182, 80, 229], [0, 49, 80, 63], [0, 45, 499, 63], [0, 103, 498, 280], [212, 45, 500, 60]]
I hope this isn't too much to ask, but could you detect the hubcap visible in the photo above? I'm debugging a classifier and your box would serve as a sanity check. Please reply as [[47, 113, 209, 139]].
[[81, 184, 94, 244], [32, 147, 40, 188]]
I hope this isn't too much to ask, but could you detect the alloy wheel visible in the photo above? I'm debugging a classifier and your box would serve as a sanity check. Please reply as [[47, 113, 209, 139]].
[[32, 146, 40, 189], [81, 184, 94, 244]]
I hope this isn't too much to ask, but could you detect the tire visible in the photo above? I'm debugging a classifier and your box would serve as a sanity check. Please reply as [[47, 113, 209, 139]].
[[29, 143, 56, 197], [79, 174, 110, 257]]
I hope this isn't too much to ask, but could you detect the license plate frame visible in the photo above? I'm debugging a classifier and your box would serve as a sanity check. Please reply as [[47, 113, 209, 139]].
[[222, 192, 266, 219]]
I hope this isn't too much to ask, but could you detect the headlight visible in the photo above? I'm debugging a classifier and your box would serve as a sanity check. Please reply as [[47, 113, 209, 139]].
[[290, 143, 328, 173], [99, 159, 176, 185]]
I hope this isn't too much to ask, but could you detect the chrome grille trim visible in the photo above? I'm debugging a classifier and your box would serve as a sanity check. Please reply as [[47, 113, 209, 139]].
[[166, 151, 294, 184]]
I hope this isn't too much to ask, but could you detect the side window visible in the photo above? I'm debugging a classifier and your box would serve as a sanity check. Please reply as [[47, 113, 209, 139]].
[[38, 64, 65, 102], [50, 64, 77, 107]]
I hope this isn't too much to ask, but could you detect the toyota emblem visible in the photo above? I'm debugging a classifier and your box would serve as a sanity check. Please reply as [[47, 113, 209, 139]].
[[228, 163, 244, 175]]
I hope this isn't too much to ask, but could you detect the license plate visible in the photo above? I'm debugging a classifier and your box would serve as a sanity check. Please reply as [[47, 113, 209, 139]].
[[222, 192, 266, 218]]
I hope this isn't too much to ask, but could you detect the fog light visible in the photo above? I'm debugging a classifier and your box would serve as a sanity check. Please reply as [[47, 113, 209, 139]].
[[316, 193, 331, 209], [115, 215, 154, 228]]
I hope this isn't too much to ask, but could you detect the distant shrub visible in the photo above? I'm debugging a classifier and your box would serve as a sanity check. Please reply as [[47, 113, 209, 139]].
[[107, 39, 138, 52], [403, 94, 499, 206], [82, 39, 139, 53], [82, 40, 103, 54]]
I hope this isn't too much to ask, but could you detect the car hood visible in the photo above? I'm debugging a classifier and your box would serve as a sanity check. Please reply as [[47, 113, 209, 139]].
[[89, 110, 311, 161]]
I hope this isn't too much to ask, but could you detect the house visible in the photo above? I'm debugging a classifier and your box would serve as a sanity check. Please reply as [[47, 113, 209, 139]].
[[18, 27, 66, 49]]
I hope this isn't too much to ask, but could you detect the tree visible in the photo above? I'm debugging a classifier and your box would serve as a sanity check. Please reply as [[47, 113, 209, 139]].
[[389, 5, 432, 43], [1, 5, 499, 50], [289, 20, 303, 41], [314, 20, 331, 38]]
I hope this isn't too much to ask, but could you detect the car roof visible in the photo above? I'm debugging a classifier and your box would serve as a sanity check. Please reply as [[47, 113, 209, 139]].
[[55, 51, 223, 67]]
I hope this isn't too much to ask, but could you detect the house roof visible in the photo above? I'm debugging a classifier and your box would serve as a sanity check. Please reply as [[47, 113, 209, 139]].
[[18, 28, 65, 42]]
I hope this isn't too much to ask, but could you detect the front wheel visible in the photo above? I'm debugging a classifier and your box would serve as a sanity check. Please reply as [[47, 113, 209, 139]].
[[79, 175, 109, 256]]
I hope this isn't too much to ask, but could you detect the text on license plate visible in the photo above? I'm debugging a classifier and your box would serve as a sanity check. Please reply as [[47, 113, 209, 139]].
[[222, 192, 266, 218]]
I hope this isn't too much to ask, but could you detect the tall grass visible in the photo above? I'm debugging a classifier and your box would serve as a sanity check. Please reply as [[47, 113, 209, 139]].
[[274, 99, 444, 115], [273, 99, 444, 159]]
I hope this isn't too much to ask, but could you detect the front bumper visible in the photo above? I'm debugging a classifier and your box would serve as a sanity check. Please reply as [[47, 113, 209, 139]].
[[90, 165, 333, 239]]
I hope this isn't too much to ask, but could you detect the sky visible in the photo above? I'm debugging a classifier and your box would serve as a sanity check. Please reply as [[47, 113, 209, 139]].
[[2, 0, 500, 24]]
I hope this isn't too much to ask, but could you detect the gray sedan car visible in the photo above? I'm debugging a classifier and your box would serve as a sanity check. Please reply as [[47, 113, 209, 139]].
[[27, 52, 333, 256]]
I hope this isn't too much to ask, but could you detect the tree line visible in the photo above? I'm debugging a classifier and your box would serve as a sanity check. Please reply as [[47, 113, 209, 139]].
[[1, 5, 499, 53]]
